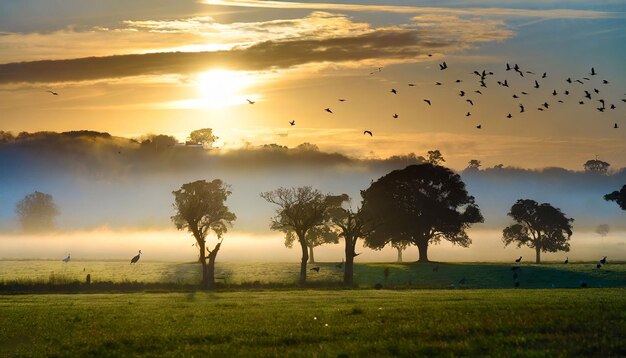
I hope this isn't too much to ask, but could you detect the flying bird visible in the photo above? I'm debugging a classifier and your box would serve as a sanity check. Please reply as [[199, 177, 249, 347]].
[[424, 99, 432, 106], [466, 99, 474, 106], [614, 123, 619, 129], [325, 108, 333, 114], [594, 88, 600, 94], [391, 89, 397, 94], [542, 72, 547, 78], [455, 79, 463, 83], [584, 91, 592, 99], [590, 67, 597, 76], [475, 90, 482, 95], [338, 99, 346, 102], [513, 94, 519, 99], [576, 79, 584, 84], [534, 80, 540, 89], [610, 104, 616, 109], [564, 90, 570, 95], [392, 114, 398, 119], [289, 120, 295, 126], [435, 82, 442, 86], [439, 61, 448, 70], [466, 112, 471, 117], [519, 104, 525, 113], [566, 77, 572, 83], [552, 90, 557, 96], [130, 250, 142, 264], [476, 124, 482, 129], [363, 130, 373, 136], [62, 254, 71, 263], [602, 79, 609, 84], [408, 83, 415, 87], [46, 90, 59, 96], [506, 113, 512, 119], [246, 99, 255, 104], [543, 102, 549, 109], [459, 90, 465, 97]]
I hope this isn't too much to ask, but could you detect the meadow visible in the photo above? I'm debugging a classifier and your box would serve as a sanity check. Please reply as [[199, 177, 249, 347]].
[[1, 289, 625, 356], [1, 260, 625, 290]]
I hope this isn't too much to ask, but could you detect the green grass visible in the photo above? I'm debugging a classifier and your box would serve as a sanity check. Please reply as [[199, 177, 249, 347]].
[[0, 289, 624, 356], [1, 261, 624, 291]]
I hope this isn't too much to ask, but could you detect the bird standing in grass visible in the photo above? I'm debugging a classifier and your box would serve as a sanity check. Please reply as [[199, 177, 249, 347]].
[[62, 254, 71, 263], [131, 250, 142, 264], [515, 256, 522, 263], [564, 257, 568, 264], [600, 256, 607, 265]]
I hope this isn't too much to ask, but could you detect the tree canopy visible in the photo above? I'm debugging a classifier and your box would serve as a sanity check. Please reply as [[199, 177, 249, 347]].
[[502, 199, 573, 263], [15, 191, 59, 232], [604, 184, 626, 210], [361, 163, 483, 262], [426, 150, 445, 165], [189, 128, 218, 148], [583, 159, 610, 174], [172, 179, 236, 288]]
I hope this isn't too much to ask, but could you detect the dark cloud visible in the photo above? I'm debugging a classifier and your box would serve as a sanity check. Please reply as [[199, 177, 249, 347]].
[[0, 29, 451, 84]]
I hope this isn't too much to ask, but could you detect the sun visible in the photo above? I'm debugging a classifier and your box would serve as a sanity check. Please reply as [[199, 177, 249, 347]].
[[196, 69, 257, 108]]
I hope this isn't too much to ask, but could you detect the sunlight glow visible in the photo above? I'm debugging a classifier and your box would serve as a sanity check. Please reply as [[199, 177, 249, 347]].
[[195, 69, 257, 108]]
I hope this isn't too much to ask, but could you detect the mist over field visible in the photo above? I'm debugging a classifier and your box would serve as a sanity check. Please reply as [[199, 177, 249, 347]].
[[1, 131, 624, 261]]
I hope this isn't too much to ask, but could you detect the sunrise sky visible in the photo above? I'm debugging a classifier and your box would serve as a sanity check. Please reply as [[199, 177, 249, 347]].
[[1, 0, 625, 169]]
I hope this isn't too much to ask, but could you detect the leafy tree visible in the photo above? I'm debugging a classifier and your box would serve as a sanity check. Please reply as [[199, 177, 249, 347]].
[[189, 128, 218, 148], [328, 198, 370, 285], [261, 187, 341, 284], [466, 159, 481, 171], [361, 164, 484, 263], [584, 158, 610, 174], [172, 179, 236, 289], [427, 150, 445, 165], [604, 184, 626, 210], [284, 225, 339, 263], [392, 241, 409, 262], [595, 224, 610, 237], [502, 199, 573, 264], [15, 191, 60, 232], [140, 134, 177, 149]]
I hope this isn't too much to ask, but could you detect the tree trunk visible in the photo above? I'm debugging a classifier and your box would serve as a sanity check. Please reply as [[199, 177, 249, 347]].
[[396, 246, 403, 263], [199, 240, 209, 289], [344, 236, 355, 286], [205, 242, 221, 289], [416, 240, 429, 263], [535, 246, 541, 264], [298, 234, 308, 285], [308, 245, 315, 264]]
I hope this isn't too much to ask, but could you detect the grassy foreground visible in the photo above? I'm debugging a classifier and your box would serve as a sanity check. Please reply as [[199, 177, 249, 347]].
[[1, 289, 624, 356]]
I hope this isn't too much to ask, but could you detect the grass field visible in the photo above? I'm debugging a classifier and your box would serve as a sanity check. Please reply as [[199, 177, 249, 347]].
[[1, 260, 625, 289], [1, 289, 624, 356]]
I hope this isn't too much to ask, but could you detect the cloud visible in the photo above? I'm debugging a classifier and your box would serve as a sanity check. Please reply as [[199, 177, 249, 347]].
[[0, 15, 512, 84], [205, 0, 621, 19]]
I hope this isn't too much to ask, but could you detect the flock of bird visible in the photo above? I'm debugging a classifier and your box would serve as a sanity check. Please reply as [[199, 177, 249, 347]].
[[234, 59, 624, 136]]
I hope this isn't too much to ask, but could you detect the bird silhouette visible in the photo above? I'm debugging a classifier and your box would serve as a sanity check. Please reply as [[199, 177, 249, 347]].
[[246, 99, 255, 104], [512, 94, 519, 99], [391, 89, 397, 94], [614, 123, 619, 129], [519, 104, 525, 113], [424, 99, 432, 106], [466, 99, 474, 106], [131, 250, 142, 264], [610, 104, 616, 109], [62, 254, 71, 263], [596, 263, 602, 269], [363, 130, 373, 136], [599, 99, 605, 108], [542, 72, 547, 78], [466, 112, 471, 117], [543, 102, 549, 109], [408, 83, 415, 87], [600, 256, 607, 264], [506, 113, 512, 119], [476, 124, 482, 129], [46, 90, 59, 96], [459, 90, 465, 97], [515, 256, 522, 263], [564, 257, 569, 264], [338, 99, 346, 102], [392, 114, 398, 119], [439, 61, 448, 70], [475, 90, 482, 95], [534, 80, 540, 89], [455, 79, 462, 83], [521, 91, 528, 95], [289, 120, 295, 126], [594, 88, 599, 94], [480, 80, 487, 87], [602, 79, 608, 84], [566, 77, 572, 83], [576, 79, 584, 84], [435, 82, 442, 86], [597, 107, 605, 112], [506, 63, 511, 71], [564, 90, 570, 95], [552, 90, 557, 96], [310, 267, 320, 272], [325, 108, 333, 114], [578, 101, 585, 105], [590, 67, 597, 76], [584, 91, 592, 99]]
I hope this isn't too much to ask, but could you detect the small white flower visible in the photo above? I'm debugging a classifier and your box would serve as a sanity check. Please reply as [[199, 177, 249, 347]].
[[313, 317, 317, 320], [324, 323, 328, 327]]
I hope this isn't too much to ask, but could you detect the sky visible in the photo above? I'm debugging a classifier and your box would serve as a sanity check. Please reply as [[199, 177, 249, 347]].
[[0, 0, 625, 261]]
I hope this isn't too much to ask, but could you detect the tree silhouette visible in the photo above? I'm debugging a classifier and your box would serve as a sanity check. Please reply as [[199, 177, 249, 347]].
[[502, 199, 573, 264], [15, 191, 59, 232], [328, 197, 370, 285], [284, 225, 339, 263], [261, 187, 341, 284], [361, 164, 483, 263], [595, 224, 610, 237], [172, 179, 236, 289], [604, 184, 626, 210], [583, 158, 610, 174], [466, 159, 481, 171], [427, 150, 445, 165], [189, 128, 218, 148], [392, 241, 409, 262]]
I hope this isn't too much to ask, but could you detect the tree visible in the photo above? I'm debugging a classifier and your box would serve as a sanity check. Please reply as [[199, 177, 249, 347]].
[[392, 241, 409, 262], [328, 198, 370, 285], [189, 128, 218, 148], [595, 224, 610, 237], [584, 158, 610, 174], [284, 225, 339, 263], [427, 150, 445, 165], [361, 164, 484, 263], [604, 184, 626, 210], [466, 159, 481, 171], [15, 191, 60, 232], [261, 187, 340, 284], [171, 179, 236, 289], [502, 199, 573, 264], [140, 134, 177, 149]]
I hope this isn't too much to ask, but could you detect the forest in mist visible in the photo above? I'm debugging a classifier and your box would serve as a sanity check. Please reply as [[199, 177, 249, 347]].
[[1, 130, 624, 236]]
